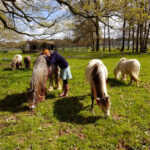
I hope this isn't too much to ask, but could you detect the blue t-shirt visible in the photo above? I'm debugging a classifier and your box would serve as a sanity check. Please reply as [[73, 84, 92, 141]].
[[47, 52, 68, 69]]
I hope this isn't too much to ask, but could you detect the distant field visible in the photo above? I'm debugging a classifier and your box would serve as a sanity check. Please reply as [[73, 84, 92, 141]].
[[0, 50, 150, 149]]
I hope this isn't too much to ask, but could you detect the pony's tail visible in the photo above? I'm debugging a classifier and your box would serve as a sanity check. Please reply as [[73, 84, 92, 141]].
[[131, 73, 139, 82], [131, 63, 140, 82], [91, 63, 103, 98], [91, 63, 100, 85]]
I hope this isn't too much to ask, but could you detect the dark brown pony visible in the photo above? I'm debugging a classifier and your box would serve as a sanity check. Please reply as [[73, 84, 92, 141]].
[[24, 56, 31, 69], [85, 59, 111, 117]]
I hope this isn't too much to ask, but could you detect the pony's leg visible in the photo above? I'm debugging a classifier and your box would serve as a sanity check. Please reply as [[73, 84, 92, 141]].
[[121, 74, 126, 82], [57, 78, 62, 90], [129, 76, 133, 84], [129, 73, 136, 85], [20, 62, 22, 68], [90, 85, 95, 113], [54, 67, 62, 90], [16, 63, 19, 69], [54, 72, 58, 89], [130, 74, 139, 87], [48, 75, 54, 91]]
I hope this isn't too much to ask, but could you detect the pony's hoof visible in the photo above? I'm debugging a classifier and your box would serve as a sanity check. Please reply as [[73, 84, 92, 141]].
[[29, 104, 36, 109], [90, 108, 94, 114], [48, 88, 54, 92], [57, 87, 62, 90]]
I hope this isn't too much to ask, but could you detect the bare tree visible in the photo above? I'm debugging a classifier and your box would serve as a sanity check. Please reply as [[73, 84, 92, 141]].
[[0, 0, 67, 39]]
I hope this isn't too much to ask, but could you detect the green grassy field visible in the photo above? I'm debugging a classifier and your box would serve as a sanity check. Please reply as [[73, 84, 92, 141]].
[[0, 50, 150, 150]]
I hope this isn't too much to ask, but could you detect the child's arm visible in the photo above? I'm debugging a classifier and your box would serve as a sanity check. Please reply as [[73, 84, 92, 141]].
[[44, 56, 51, 66]]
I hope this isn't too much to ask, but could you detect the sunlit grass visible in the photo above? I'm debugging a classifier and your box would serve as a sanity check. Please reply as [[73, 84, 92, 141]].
[[0, 50, 150, 149]]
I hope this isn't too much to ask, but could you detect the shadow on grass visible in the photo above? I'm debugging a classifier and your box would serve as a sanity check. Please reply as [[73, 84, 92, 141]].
[[46, 91, 58, 99], [3, 67, 12, 71], [53, 95, 101, 125], [107, 77, 128, 87], [3, 67, 30, 71], [0, 92, 29, 113]]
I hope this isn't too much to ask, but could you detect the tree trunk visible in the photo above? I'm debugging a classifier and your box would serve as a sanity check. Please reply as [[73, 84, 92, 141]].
[[108, 18, 111, 52], [132, 28, 135, 52], [91, 28, 95, 51], [127, 27, 130, 50], [103, 24, 106, 51], [121, 18, 126, 52], [136, 23, 139, 52], [140, 23, 145, 52], [143, 22, 150, 51], [95, 17, 100, 51]]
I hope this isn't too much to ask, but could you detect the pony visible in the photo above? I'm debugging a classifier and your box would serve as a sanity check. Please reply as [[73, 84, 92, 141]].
[[24, 56, 31, 69], [48, 64, 62, 91], [11, 54, 23, 70], [114, 58, 140, 85], [85, 59, 111, 117], [27, 55, 49, 109]]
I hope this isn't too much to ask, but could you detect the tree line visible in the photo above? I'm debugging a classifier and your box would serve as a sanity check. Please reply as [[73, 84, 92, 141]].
[[0, 0, 150, 53]]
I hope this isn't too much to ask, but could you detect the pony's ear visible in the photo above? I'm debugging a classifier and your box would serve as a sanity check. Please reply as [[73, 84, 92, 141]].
[[96, 98, 101, 104], [101, 96, 111, 109], [102, 96, 109, 101], [26, 87, 33, 93]]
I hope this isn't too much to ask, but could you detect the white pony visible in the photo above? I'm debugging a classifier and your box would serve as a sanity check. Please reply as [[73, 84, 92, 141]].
[[114, 58, 140, 85], [85, 59, 111, 117], [11, 54, 23, 70]]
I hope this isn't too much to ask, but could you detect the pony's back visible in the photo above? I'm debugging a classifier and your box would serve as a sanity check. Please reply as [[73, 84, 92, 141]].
[[12, 54, 22, 62], [85, 59, 107, 82]]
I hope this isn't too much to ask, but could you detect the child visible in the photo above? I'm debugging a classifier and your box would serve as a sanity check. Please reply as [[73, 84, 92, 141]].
[[43, 48, 72, 97]]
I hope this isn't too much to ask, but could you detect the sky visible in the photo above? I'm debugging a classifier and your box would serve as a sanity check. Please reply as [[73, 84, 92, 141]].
[[12, 0, 71, 40], [1, 0, 124, 41]]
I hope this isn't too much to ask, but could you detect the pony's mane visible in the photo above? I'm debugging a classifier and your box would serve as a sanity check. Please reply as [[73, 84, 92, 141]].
[[29, 55, 48, 97], [91, 63, 103, 99]]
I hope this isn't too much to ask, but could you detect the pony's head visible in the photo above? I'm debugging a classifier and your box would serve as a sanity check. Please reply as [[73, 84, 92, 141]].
[[26, 87, 35, 104], [96, 96, 111, 117], [114, 65, 121, 79], [120, 57, 127, 62], [11, 60, 16, 71]]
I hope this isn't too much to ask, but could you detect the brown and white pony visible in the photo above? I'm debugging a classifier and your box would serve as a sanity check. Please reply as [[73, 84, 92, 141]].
[[11, 54, 23, 70], [27, 55, 49, 109], [114, 58, 140, 85], [85, 59, 111, 117], [48, 64, 62, 91], [24, 56, 31, 69]]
